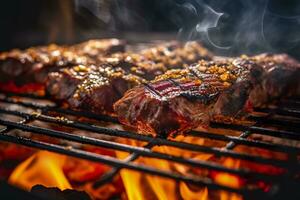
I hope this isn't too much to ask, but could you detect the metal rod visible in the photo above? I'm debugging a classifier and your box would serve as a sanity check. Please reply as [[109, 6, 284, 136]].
[[189, 129, 300, 153], [0, 133, 268, 198], [92, 142, 156, 188], [0, 116, 297, 169], [254, 107, 300, 118], [1, 107, 299, 158], [0, 118, 293, 179], [211, 122, 300, 141], [0, 97, 118, 123], [247, 115, 300, 129], [224, 131, 252, 150]]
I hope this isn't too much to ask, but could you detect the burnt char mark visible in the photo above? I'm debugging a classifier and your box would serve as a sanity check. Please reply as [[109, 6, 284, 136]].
[[180, 83, 220, 104], [143, 82, 162, 98], [170, 78, 220, 104], [147, 68, 222, 104], [168, 78, 184, 90], [189, 67, 202, 81]]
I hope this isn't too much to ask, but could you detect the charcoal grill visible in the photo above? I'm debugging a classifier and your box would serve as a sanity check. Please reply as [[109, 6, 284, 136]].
[[0, 91, 299, 200]]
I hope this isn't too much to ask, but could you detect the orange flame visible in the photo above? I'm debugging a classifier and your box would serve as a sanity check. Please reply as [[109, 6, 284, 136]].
[[179, 182, 208, 200], [6, 124, 278, 200], [116, 136, 219, 200], [213, 158, 243, 200], [0, 81, 45, 95], [9, 151, 72, 191]]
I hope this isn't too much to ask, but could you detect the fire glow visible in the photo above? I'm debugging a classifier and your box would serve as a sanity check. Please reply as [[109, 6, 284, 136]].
[[9, 151, 72, 191], [7, 138, 245, 200], [113, 136, 244, 200]]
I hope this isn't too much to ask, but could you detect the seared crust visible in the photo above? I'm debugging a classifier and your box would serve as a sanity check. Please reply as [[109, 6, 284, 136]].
[[247, 53, 300, 106], [67, 64, 144, 115], [0, 39, 125, 85], [46, 41, 213, 114], [114, 53, 300, 137], [98, 41, 213, 79], [46, 65, 97, 100], [114, 59, 261, 137]]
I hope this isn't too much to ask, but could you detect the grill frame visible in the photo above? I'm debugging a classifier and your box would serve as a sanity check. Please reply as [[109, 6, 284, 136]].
[[0, 91, 299, 199]]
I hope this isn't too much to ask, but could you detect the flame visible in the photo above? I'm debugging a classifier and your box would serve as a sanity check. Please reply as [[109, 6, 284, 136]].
[[6, 124, 279, 200], [8, 151, 72, 191], [116, 139, 178, 200], [116, 136, 219, 200], [0, 81, 45, 95], [213, 158, 241, 189], [212, 158, 243, 200], [179, 182, 208, 200], [116, 149, 148, 200]]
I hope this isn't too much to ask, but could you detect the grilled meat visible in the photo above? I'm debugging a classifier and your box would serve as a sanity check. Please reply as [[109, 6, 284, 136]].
[[70, 39, 125, 58], [47, 63, 144, 114], [99, 41, 213, 79], [67, 64, 143, 114], [46, 65, 97, 100], [247, 53, 300, 107], [0, 39, 125, 85], [114, 53, 300, 137], [114, 59, 262, 137], [46, 41, 212, 114]]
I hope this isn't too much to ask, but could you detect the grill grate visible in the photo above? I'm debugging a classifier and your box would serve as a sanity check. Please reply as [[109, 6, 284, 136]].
[[0, 91, 299, 199]]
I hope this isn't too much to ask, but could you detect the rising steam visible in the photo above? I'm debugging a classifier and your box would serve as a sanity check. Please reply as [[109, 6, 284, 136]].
[[74, 0, 300, 57]]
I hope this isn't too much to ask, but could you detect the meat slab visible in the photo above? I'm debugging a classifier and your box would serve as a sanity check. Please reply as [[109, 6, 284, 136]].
[[0, 39, 126, 85], [46, 41, 213, 114], [114, 54, 300, 137]]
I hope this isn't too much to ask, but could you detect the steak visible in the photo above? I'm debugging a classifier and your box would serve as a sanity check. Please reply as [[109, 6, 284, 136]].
[[114, 59, 262, 137], [46, 65, 97, 100], [98, 41, 213, 79], [114, 54, 300, 137], [70, 39, 125, 58], [46, 64, 144, 114], [67, 64, 144, 115], [0, 39, 125, 85], [247, 53, 300, 107], [46, 41, 213, 114]]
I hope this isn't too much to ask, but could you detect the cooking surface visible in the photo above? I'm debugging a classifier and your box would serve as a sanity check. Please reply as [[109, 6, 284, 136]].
[[0, 1, 300, 199], [0, 91, 299, 199]]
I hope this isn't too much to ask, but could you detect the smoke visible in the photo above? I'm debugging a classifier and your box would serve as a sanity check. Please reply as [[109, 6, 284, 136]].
[[75, 0, 110, 23], [176, 2, 230, 50], [175, 0, 300, 56], [73, 0, 300, 58]]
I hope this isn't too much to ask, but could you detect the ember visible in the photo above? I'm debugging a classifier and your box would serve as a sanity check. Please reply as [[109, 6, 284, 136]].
[[0, 81, 45, 96]]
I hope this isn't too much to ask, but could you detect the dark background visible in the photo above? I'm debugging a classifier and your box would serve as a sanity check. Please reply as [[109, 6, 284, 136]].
[[0, 0, 300, 59]]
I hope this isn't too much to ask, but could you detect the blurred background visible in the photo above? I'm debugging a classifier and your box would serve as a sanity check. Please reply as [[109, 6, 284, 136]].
[[0, 0, 300, 59]]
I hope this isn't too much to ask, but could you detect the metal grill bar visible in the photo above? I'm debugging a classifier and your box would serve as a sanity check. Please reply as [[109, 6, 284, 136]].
[[0, 92, 299, 199], [1, 96, 299, 142], [254, 107, 300, 118], [0, 96, 118, 123], [189, 130, 300, 153], [1, 107, 299, 155], [2, 117, 296, 179], [247, 115, 300, 129], [224, 131, 252, 150], [211, 122, 300, 141], [0, 133, 267, 198], [0, 109, 297, 169], [92, 142, 156, 188]]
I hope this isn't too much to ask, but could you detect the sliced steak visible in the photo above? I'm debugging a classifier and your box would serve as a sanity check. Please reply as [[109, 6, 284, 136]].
[[46, 65, 97, 100], [114, 59, 262, 137], [248, 53, 300, 107], [0, 39, 125, 85], [98, 41, 213, 80], [70, 39, 126, 58], [46, 41, 213, 114], [67, 65, 144, 115]]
